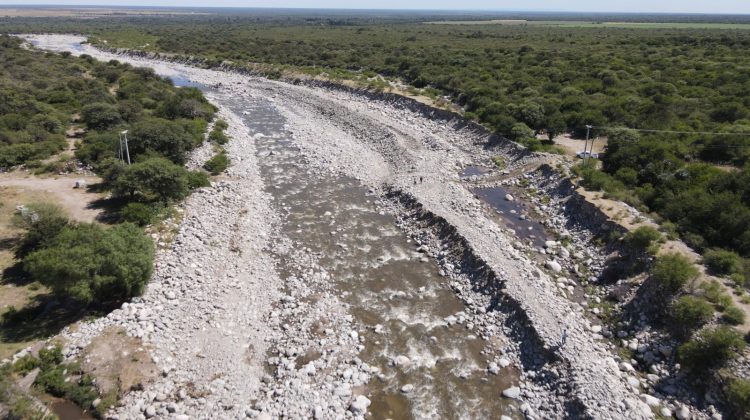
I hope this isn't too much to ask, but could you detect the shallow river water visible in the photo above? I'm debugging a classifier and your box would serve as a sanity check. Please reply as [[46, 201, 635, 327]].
[[221, 94, 520, 419]]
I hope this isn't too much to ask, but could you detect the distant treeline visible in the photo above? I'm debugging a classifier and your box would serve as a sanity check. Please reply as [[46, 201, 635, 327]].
[[3, 17, 750, 259]]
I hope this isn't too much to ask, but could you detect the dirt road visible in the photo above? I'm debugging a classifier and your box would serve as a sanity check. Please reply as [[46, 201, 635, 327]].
[[0, 174, 103, 223]]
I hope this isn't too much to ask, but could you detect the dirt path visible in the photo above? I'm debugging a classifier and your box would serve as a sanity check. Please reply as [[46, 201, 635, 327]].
[[548, 133, 608, 158], [0, 174, 104, 223]]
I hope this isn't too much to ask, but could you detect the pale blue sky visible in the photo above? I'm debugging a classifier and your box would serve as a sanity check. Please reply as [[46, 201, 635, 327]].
[[2, 1, 750, 14]]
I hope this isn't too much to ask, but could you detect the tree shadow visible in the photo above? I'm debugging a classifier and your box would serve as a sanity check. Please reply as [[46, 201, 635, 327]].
[[0, 236, 18, 252], [0, 294, 89, 344], [87, 196, 127, 224], [1, 261, 31, 287]]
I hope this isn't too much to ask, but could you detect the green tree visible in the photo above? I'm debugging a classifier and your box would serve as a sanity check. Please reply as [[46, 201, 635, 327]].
[[128, 118, 201, 164], [510, 122, 534, 140], [13, 203, 69, 259], [23, 223, 154, 304], [113, 156, 189, 203]]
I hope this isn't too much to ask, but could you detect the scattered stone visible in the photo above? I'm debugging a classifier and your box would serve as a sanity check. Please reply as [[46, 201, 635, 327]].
[[502, 386, 521, 399], [349, 396, 371, 415]]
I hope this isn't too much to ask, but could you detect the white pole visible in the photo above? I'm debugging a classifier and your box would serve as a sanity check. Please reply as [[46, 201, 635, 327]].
[[124, 132, 131, 165], [118, 133, 124, 163], [583, 125, 591, 164]]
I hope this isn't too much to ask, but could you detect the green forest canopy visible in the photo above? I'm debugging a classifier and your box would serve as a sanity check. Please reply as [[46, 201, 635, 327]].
[[2, 16, 750, 258]]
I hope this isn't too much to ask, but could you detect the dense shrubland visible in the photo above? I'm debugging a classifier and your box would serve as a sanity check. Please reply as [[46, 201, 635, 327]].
[[0, 34, 217, 307]]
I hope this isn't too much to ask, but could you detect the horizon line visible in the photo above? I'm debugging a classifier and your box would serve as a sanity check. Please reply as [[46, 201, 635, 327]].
[[2, 4, 750, 16]]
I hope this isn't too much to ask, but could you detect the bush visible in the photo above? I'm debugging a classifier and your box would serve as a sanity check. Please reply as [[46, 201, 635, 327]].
[[677, 326, 745, 372], [23, 223, 154, 304], [0, 143, 41, 168], [203, 152, 230, 175], [723, 306, 746, 326], [572, 163, 632, 200], [12, 355, 39, 374], [120, 202, 161, 226], [725, 377, 750, 419], [704, 248, 744, 276], [624, 226, 662, 251], [35, 364, 67, 396], [13, 202, 69, 259], [208, 127, 229, 145], [214, 119, 228, 131], [187, 170, 210, 189], [114, 156, 190, 203], [672, 296, 714, 332], [27, 345, 100, 412], [702, 280, 734, 310], [81, 102, 121, 130], [38, 345, 64, 368], [652, 253, 700, 294]]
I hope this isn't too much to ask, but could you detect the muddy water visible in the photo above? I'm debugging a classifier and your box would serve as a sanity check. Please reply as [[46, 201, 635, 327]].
[[50, 398, 94, 420], [222, 95, 519, 419], [473, 187, 547, 248], [460, 166, 491, 178]]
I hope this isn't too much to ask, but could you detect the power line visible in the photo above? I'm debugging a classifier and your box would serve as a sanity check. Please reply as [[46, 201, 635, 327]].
[[591, 126, 750, 137]]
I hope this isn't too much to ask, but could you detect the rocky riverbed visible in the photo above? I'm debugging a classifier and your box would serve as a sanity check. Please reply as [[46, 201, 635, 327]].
[[18, 34, 714, 419]]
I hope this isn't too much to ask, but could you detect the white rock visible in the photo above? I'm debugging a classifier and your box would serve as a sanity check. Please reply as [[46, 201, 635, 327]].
[[401, 384, 414, 393], [488, 362, 500, 375], [640, 394, 660, 407], [546, 260, 562, 273], [502, 386, 521, 399], [394, 355, 410, 367], [349, 395, 371, 414], [676, 405, 690, 420], [505, 194, 514, 201]]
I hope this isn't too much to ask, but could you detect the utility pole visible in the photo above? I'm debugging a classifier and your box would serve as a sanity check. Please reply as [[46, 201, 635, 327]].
[[583, 124, 592, 165], [119, 130, 131, 165], [118, 132, 124, 163]]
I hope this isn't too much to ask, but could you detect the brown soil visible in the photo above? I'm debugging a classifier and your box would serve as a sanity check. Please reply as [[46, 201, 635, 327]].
[[0, 174, 104, 224], [79, 327, 159, 397], [546, 133, 608, 158]]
